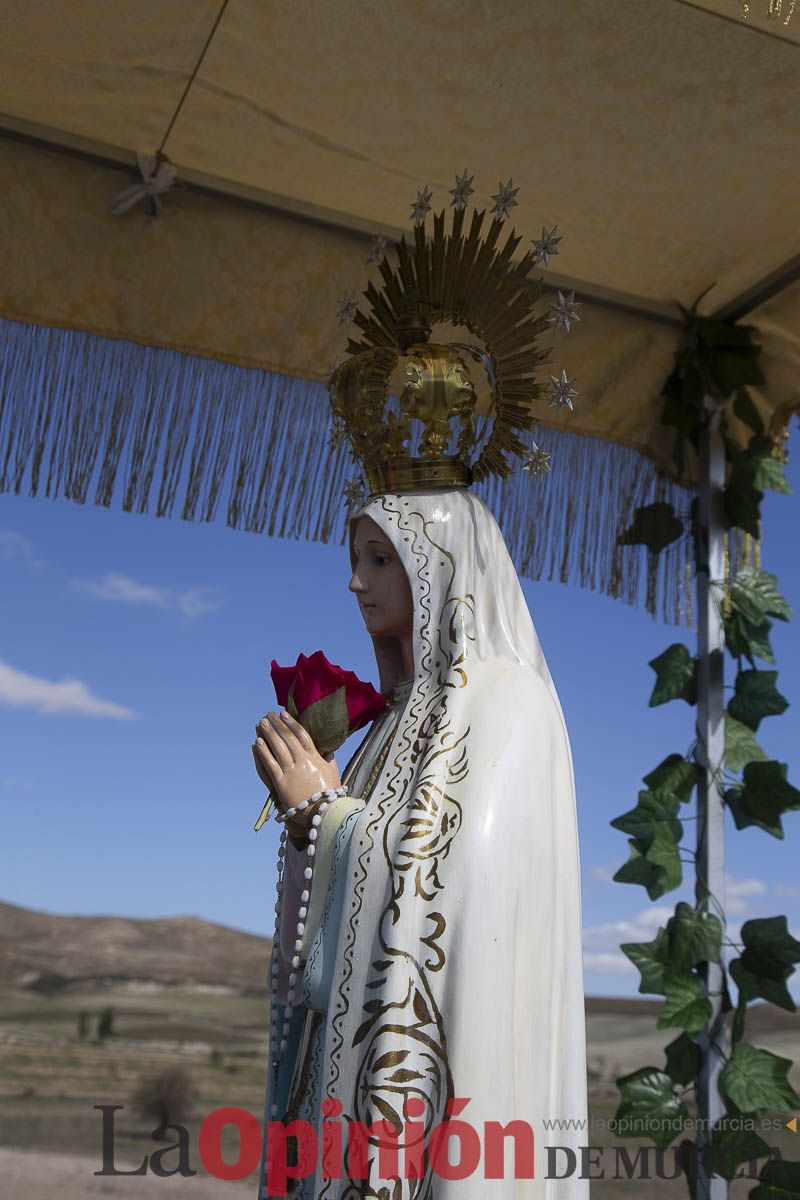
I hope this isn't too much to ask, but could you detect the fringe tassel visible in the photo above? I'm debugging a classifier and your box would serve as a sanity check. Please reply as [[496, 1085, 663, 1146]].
[[0, 318, 750, 627]]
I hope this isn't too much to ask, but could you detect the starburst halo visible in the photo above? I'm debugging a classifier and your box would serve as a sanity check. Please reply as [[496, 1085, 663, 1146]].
[[329, 176, 581, 496]]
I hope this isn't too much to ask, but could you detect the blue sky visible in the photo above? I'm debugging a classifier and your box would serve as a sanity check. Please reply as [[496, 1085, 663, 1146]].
[[1, 444, 798, 1000]]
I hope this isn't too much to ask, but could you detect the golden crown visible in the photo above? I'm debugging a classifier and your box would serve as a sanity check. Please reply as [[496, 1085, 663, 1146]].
[[328, 175, 581, 505]]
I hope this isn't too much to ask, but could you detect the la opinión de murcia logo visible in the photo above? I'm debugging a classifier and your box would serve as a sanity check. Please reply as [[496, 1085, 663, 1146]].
[[94, 1099, 796, 1192]]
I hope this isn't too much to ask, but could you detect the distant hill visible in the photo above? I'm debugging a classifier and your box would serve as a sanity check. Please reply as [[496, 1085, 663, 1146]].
[[1, 900, 797, 1033], [0, 899, 272, 996]]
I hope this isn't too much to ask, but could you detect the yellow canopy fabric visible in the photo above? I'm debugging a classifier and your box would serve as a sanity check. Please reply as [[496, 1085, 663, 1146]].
[[0, 0, 797, 621]]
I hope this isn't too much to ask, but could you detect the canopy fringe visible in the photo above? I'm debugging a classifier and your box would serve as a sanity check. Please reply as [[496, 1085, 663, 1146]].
[[0, 318, 752, 626]]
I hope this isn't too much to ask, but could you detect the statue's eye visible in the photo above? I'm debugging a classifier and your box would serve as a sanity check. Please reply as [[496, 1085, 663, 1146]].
[[374, 553, 391, 567]]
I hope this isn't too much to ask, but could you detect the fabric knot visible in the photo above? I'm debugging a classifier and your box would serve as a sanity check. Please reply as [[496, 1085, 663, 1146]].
[[110, 151, 177, 217]]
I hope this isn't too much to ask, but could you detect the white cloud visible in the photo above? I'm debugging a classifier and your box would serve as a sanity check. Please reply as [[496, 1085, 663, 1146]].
[[582, 904, 679, 977], [583, 875, 768, 980], [71, 573, 224, 619], [725, 874, 767, 916], [583, 951, 636, 976], [589, 865, 615, 883], [774, 884, 800, 901], [0, 530, 44, 568], [0, 659, 136, 719], [583, 904, 677, 952]]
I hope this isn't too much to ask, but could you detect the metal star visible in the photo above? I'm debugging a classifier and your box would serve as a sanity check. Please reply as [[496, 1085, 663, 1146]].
[[449, 169, 475, 210], [337, 291, 358, 327], [342, 475, 367, 510], [532, 224, 563, 268], [367, 233, 389, 265], [521, 442, 552, 480], [410, 186, 433, 226], [490, 179, 519, 222], [547, 369, 579, 412], [548, 289, 582, 334]]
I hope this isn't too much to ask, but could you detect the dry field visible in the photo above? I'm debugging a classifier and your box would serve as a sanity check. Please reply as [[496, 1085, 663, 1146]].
[[1, 902, 797, 1197]]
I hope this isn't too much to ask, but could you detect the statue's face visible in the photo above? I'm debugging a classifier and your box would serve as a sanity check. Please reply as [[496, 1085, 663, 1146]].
[[349, 515, 413, 641]]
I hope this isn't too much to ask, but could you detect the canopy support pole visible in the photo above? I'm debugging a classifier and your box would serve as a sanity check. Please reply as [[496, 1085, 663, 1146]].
[[694, 407, 728, 1200]]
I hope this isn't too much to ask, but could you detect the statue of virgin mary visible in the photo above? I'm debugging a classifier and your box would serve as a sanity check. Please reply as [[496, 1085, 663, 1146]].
[[252, 179, 589, 1196], [253, 487, 589, 1198]]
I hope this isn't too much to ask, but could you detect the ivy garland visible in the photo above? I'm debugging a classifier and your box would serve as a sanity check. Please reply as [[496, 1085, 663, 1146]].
[[610, 286, 800, 1191]]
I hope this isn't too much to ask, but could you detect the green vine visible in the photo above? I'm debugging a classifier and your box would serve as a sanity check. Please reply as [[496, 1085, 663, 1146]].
[[610, 286, 800, 1193]]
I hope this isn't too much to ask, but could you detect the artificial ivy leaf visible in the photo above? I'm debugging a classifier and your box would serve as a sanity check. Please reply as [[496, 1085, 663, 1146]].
[[658, 973, 713, 1037], [741, 915, 800, 974], [611, 790, 683, 850], [728, 669, 789, 731], [642, 755, 701, 803], [725, 712, 768, 773], [711, 346, 765, 396], [664, 1032, 701, 1086], [708, 1118, 772, 1181], [613, 1067, 689, 1150], [731, 959, 796, 1015], [661, 366, 702, 440], [649, 644, 697, 707], [730, 566, 792, 626], [719, 1043, 800, 1118], [644, 824, 684, 898], [622, 927, 671, 996], [745, 434, 792, 495], [729, 916, 800, 1014], [694, 316, 755, 349], [723, 610, 775, 667], [733, 387, 765, 435], [666, 902, 723, 971], [613, 823, 683, 900], [752, 453, 792, 495], [617, 502, 685, 555], [750, 1158, 800, 1200], [724, 464, 763, 537], [725, 761, 800, 839], [614, 842, 662, 893]]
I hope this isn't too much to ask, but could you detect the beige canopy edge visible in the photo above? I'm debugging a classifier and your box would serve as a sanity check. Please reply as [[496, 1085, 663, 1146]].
[[1, 135, 780, 626]]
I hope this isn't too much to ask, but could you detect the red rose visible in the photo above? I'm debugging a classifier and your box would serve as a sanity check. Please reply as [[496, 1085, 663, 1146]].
[[255, 652, 385, 833], [270, 650, 386, 758]]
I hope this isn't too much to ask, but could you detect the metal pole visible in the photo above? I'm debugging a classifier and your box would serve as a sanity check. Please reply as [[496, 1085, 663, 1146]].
[[694, 400, 728, 1200]]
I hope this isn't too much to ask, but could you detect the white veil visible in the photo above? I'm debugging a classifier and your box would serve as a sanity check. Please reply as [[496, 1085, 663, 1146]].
[[313, 488, 588, 1199]]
